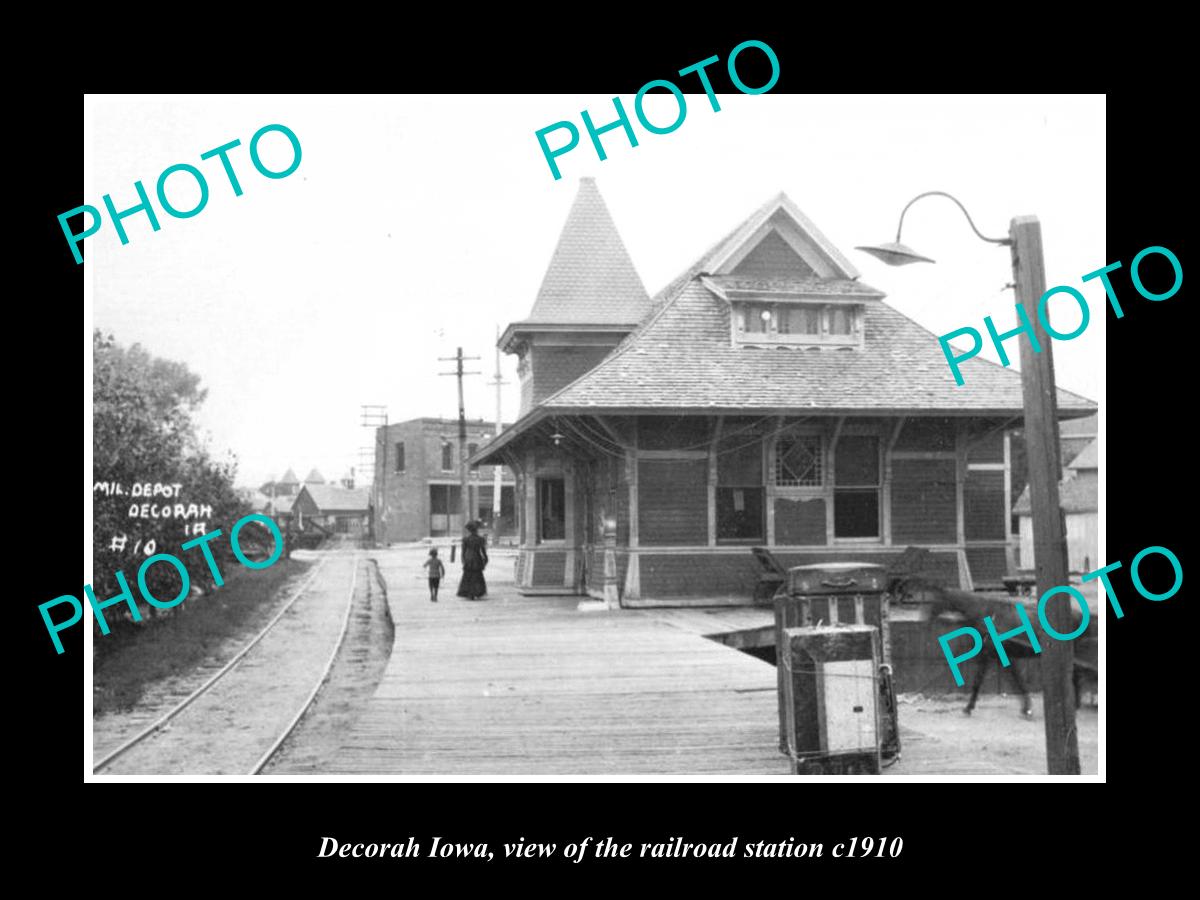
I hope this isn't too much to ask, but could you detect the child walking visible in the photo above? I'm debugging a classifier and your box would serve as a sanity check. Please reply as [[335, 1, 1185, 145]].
[[423, 548, 445, 602]]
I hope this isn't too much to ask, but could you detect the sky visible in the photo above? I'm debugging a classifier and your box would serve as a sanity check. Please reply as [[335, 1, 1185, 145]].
[[86, 94, 1105, 490]]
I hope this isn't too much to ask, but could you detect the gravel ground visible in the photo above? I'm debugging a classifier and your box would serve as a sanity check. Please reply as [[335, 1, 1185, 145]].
[[888, 692, 1100, 775], [261, 557, 394, 773], [92, 559, 320, 761]]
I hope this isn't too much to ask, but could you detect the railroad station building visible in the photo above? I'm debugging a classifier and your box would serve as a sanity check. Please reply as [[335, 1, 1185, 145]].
[[372, 417, 516, 543], [472, 178, 1097, 606]]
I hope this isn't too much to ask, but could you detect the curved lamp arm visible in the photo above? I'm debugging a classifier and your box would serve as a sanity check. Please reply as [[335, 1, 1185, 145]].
[[895, 191, 1011, 246]]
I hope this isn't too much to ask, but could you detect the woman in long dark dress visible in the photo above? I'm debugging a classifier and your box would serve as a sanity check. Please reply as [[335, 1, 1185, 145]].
[[456, 521, 489, 600]]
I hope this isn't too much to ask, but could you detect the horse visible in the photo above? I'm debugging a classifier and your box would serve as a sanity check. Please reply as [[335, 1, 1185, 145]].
[[893, 575, 1086, 718]]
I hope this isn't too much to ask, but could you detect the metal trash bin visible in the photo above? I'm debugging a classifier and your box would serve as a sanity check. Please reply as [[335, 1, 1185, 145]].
[[774, 562, 901, 767], [781, 624, 881, 774]]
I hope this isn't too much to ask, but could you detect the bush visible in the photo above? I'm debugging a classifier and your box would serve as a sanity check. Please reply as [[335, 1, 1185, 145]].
[[93, 331, 252, 627]]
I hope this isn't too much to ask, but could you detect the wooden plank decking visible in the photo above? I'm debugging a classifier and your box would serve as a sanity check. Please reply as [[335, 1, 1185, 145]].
[[330, 550, 789, 775], [328, 548, 1097, 776]]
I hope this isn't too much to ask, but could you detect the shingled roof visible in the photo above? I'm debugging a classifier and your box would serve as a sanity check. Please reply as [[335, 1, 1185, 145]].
[[268, 495, 295, 515], [1014, 471, 1097, 515], [539, 279, 1094, 413], [1067, 439, 1098, 471], [1060, 413, 1097, 436], [535, 191, 1095, 415], [516, 177, 651, 326]]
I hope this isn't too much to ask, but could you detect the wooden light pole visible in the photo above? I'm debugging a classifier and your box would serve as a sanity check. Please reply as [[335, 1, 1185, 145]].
[[858, 194, 1081, 774], [1010, 215, 1080, 774]]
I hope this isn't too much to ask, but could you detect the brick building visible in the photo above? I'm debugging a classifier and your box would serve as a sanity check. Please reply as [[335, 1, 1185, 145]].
[[372, 417, 516, 543], [473, 178, 1097, 605]]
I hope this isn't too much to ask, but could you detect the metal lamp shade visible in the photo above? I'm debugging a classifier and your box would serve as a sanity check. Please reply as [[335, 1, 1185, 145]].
[[854, 242, 936, 266]]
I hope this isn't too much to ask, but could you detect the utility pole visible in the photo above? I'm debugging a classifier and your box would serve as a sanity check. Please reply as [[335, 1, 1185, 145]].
[[360, 405, 388, 545], [439, 348, 480, 534], [356, 447, 376, 488], [489, 326, 510, 534], [1010, 215, 1080, 775]]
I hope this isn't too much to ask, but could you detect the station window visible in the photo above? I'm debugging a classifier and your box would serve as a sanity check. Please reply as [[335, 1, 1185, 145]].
[[734, 302, 862, 347], [538, 478, 565, 542], [716, 439, 764, 542], [834, 435, 880, 539], [775, 434, 823, 487]]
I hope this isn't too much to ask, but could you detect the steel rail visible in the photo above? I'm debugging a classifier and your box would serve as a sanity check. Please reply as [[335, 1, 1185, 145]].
[[248, 558, 362, 775]]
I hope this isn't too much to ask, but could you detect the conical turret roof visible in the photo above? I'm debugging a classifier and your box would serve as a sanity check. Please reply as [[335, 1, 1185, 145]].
[[523, 177, 651, 325]]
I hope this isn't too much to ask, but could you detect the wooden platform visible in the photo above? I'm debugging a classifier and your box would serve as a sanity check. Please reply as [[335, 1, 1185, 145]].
[[330, 551, 789, 775], [328, 549, 1097, 776], [647, 604, 927, 650]]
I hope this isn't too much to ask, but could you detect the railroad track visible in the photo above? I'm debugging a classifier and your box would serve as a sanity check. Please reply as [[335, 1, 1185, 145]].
[[93, 555, 360, 775]]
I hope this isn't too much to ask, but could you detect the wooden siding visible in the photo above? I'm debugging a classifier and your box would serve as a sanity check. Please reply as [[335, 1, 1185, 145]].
[[773, 497, 827, 545], [964, 469, 1007, 541], [637, 459, 708, 546], [891, 458, 957, 544], [893, 417, 957, 452], [639, 552, 760, 598], [532, 549, 567, 586], [637, 416, 712, 450], [630, 547, 964, 602], [531, 346, 613, 406], [967, 429, 1005, 462], [770, 549, 961, 587], [292, 490, 320, 517], [731, 229, 817, 278], [966, 546, 1009, 587]]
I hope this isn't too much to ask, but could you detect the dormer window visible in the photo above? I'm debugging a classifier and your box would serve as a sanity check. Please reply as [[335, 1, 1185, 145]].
[[780, 306, 821, 336], [733, 301, 863, 348], [746, 304, 772, 334]]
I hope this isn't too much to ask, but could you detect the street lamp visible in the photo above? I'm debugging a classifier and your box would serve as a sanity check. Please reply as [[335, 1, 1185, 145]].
[[858, 191, 1081, 776], [856, 191, 1010, 264]]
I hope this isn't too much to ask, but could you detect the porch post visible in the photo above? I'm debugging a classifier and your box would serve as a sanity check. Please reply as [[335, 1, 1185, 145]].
[[955, 421, 971, 589], [766, 416, 784, 545], [708, 415, 723, 547], [1003, 429, 1016, 572], [522, 447, 538, 590], [563, 458, 576, 590], [625, 444, 640, 601]]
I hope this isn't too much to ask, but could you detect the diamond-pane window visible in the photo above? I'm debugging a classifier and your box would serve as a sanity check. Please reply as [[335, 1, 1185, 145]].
[[776, 435, 823, 486]]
